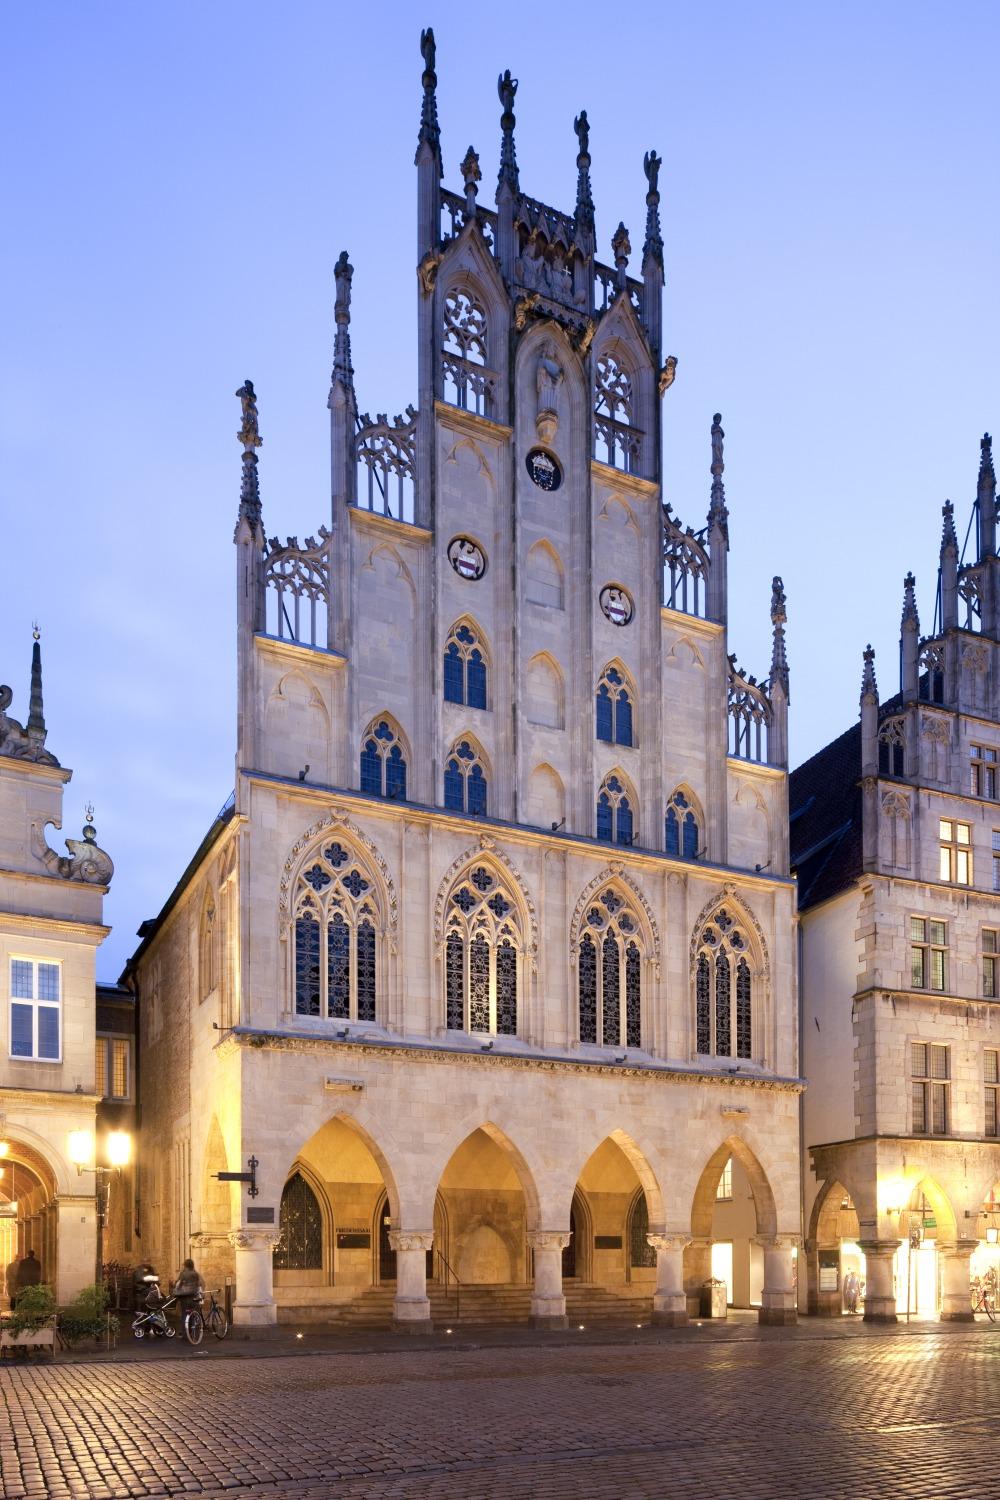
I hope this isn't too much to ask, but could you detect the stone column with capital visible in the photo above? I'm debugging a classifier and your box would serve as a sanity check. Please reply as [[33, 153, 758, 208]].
[[647, 1233, 690, 1326], [388, 1230, 434, 1333], [859, 1239, 900, 1323], [528, 1230, 570, 1329], [939, 1238, 978, 1322], [228, 1229, 280, 1326], [757, 1234, 799, 1326]]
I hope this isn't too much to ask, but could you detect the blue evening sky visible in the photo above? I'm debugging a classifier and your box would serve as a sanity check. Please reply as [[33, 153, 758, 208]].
[[2, 3, 998, 979]]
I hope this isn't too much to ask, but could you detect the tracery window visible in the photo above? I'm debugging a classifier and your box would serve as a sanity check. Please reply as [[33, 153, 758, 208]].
[[595, 665, 634, 747], [443, 865, 521, 1035], [695, 907, 753, 1060], [665, 791, 699, 859], [441, 288, 496, 416], [198, 896, 216, 1002], [878, 717, 906, 777], [273, 1172, 323, 1271], [919, 645, 945, 705], [360, 718, 407, 801], [293, 843, 380, 1022], [577, 888, 643, 1048], [594, 353, 640, 472], [596, 773, 635, 846], [444, 623, 488, 710], [444, 739, 489, 816]]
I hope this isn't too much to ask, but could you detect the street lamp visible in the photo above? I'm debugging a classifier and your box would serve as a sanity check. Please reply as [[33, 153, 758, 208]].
[[67, 1130, 132, 1286]]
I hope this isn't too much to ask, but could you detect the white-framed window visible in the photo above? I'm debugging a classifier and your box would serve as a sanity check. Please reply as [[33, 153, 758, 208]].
[[95, 1036, 131, 1100], [9, 958, 61, 1061], [970, 745, 998, 800], [939, 819, 972, 885], [716, 1158, 733, 1201], [910, 917, 947, 992]]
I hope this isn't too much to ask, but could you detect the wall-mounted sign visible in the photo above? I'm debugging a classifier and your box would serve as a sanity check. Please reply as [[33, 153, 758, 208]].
[[246, 1206, 275, 1225]]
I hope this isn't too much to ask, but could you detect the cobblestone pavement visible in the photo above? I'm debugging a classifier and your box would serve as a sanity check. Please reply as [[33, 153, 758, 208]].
[[2, 1324, 998, 1499]]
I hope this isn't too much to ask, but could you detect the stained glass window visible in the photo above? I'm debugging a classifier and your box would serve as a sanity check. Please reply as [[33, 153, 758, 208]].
[[597, 773, 636, 847], [469, 935, 490, 1031], [596, 684, 613, 742], [736, 957, 751, 1059], [625, 942, 641, 1047], [696, 953, 711, 1054], [446, 932, 465, 1030], [360, 718, 407, 801], [357, 919, 376, 1022], [595, 666, 634, 747], [273, 1173, 322, 1271], [295, 913, 321, 1016], [602, 932, 620, 1045], [444, 642, 464, 703], [327, 913, 350, 1019], [579, 934, 598, 1043], [666, 791, 700, 860], [616, 798, 633, 847], [468, 650, 487, 710], [596, 791, 614, 842], [496, 940, 517, 1035], [715, 953, 731, 1057], [443, 739, 488, 816], [443, 623, 489, 709]]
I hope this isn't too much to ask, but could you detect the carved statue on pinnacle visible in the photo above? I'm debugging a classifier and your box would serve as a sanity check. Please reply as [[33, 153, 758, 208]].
[[236, 381, 262, 452]]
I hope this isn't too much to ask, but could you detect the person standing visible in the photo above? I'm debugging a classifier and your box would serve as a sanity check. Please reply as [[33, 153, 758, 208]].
[[15, 1250, 41, 1299], [5, 1254, 20, 1310], [172, 1258, 205, 1325]]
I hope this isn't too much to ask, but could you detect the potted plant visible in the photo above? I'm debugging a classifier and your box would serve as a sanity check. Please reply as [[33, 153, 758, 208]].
[[57, 1283, 119, 1348], [2, 1283, 57, 1356]]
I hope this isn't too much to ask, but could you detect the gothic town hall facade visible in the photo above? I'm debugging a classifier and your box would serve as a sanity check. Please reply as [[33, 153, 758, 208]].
[[130, 32, 801, 1330]]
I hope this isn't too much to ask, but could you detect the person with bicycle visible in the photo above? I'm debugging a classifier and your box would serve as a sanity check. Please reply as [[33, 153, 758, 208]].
[[172, 1258, 205, 1329]]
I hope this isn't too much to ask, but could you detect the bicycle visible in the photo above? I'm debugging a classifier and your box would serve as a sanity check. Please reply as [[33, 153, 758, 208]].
[[131, 1276, 204, 1345], [203, 1290, 229, 1341], [970, 1277, 997, 1321]]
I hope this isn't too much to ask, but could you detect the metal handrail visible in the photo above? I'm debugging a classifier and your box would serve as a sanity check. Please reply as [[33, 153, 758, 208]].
[[433, 1247, 463, 1321]]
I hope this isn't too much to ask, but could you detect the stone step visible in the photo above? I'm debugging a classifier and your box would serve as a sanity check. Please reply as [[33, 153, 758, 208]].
[[278, 1280, 655, 1329]]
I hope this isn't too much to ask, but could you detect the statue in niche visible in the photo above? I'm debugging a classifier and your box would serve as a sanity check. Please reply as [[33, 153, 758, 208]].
[[535, 342, 563, 443]]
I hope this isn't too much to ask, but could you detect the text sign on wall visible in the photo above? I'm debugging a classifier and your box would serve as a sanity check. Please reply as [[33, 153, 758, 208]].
[[246, 1206, 275, 1225]]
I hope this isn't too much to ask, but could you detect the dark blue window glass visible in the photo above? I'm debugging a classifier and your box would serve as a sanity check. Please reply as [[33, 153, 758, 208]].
[[10, 1002, 33, 1058], [467, 650, 487, 710], [467, 763, 488, 816], [578, 935, 598, 1043], [602, 934, 619, 1045], [596, 684, 613, 743], [616, 797, 633, 847], [360, 740, 382, 796], [596, 792, 613, 842], [444, 643, 464, 704], [615, 692, 633, 747], [37, 1007, 59, 1060], [356, 920, 376, 1022], [446, 932, 465, 1029], [385, 745, 407, 801], [665, 806, 679, 856], [295, 915, 321, 1016], [683, 810, 698, 859], [444, 758, 464, 811], [327, 913, 350, 1019]]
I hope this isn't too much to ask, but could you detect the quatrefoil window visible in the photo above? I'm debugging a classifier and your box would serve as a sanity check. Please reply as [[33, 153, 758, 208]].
[[342, 870, 369, 898], [323, 843, 349, 868], [304, 864, 332, 892]]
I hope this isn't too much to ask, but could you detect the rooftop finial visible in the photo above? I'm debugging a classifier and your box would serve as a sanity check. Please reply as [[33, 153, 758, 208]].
[[980, 431, 995, 491], [235, 380, 262, 533], [417, 27, 440, 157], [332, 251, 354, 391], [642, 150, 663, 269], [611, 222, 631, 290], [770, 577, 789, 695], [461, 146, 481, 219], [574, 111, 594, 237], [708, 412, 728, 538], [860, 643, 878, 704], [901, 570, 919, 628], [26, 626, 45, 743], [497, 70, 519, 193], [941, 498, 957, 553]]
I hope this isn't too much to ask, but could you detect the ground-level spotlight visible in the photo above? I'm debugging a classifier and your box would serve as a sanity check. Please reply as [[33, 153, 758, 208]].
[[296, 1332, 304, 1340], [578, 1324, 585, 1330], [446, 1327, 453, 1334]]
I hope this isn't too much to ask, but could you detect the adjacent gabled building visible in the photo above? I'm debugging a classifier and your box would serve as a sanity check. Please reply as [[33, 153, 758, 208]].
[[794, 435, 1000, 1321]]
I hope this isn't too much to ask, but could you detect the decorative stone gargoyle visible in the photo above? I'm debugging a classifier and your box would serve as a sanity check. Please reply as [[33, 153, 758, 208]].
[[31, 807, 114, 886]]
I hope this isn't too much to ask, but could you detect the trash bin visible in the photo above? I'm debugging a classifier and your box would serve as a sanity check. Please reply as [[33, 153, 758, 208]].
[[700, 1278, 728, 1319]]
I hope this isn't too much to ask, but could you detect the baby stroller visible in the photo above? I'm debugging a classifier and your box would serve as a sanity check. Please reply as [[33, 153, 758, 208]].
[[131, 1275, 205, 1345]]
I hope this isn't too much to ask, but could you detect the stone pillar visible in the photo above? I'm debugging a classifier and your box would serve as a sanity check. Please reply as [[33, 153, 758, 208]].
[[757, 1235, 798, 1326], [648, 1233, 689, 1326], [939, 1238, 978, 1322], [228, 1229, 279, 1326], [389, 1230, 434, 1333], [859, 1239, 900, 1323], [684, 1236, 712, 1318], [55, 1196, 97, 1306], [528, 1230, 570, 1329]]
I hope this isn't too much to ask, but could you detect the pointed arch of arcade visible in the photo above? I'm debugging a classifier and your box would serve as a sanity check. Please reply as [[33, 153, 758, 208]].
[[562, 1128, 665, 1286], [425, 1119, 544, 1235], [273, 1159, 335, 1281], [901, 1174, 958, 1242], [808, 1177, 861, 1247], [690, 1135, 778, 1240]]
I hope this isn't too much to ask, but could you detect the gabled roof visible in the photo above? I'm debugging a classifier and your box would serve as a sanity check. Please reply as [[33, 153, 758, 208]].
[[789, 721, 864, 911]]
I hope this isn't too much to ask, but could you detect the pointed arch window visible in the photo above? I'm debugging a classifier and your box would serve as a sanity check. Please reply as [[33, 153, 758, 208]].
[[198, 896, 216, 1003], [273, 1172, 323, 1270], [594, 352, 640, 473], [444, 623, 488, 710], [878, 716, 906, 777], [443, 865, 521, 1036], [577, 889, 643, 1048], [665, 791, 699, 860], [695, 907, 753, 1060], [441, 288, 496, 416], [595, 665, 634, 747], [596, 773, 635, 846], [444, 739, 489, 816], [360, 718, 407, 801], [293, 844, 381, 1022]]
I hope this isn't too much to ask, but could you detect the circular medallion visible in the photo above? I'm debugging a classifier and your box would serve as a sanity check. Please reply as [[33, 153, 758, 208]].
[[525, 448, 562, 492], [447, 536, 487, 581], [600, 585, 634, 627]]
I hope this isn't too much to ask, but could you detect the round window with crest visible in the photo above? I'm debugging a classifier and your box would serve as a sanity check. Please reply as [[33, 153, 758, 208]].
[[600, 584, 634, 627], [525, 448, 561, 492], [447, 536, 487, 581]]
